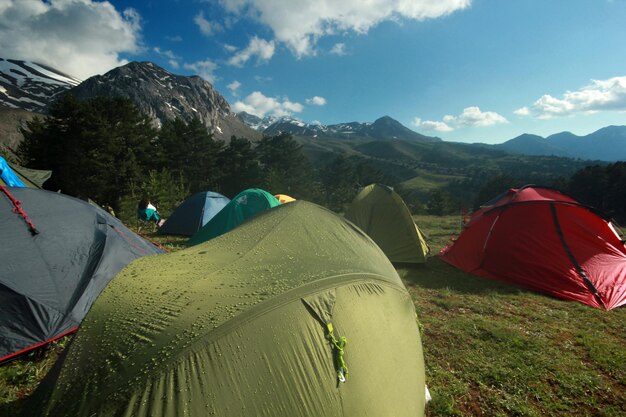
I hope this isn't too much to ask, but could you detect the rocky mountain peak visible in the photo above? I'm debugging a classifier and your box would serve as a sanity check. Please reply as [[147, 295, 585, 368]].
[[68, 61, 259, 140]]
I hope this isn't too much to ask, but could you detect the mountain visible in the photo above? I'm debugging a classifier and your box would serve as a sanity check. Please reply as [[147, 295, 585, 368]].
[[241, 113, 441, 143], [69, 62, 260, 141], [496, 133, 572, 157], [0, 59, 260, 142], [0, 58, 81, 113], [495, 126, 626, 161]]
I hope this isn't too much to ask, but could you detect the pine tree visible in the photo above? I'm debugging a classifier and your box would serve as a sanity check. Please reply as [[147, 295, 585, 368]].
[[157, 117, 224, 193], [216, 137, 261, 198], [18, 94, 158, 211]]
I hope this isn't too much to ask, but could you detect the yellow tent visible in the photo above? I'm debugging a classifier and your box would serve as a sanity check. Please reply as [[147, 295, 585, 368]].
[[275, 193, 296, 204]]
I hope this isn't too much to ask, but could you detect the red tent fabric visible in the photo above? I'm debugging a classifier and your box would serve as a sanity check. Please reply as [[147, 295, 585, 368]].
[[439, 186, 626, 310]]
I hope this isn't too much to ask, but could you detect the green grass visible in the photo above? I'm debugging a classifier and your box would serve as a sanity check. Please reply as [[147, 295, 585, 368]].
[[2, 216, 626, 416], [398, 215, 626, 417]]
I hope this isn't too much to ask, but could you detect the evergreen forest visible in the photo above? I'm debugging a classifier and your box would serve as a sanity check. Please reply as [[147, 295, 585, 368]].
[[15, 94, 626, 224]]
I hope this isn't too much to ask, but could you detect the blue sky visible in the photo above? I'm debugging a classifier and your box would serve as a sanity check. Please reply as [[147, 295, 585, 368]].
[[1, 0, 625, 144]]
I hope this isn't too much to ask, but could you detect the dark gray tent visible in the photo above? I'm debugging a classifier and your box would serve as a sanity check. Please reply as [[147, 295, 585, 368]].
[[0, 187, 165, 363], [157, 191, 230, 236], [26, 201, 426, 417]]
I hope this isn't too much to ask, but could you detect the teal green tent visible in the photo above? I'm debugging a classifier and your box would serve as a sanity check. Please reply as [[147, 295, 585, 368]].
[[187, 188, 280, 245], [26, 201, 426, 417]]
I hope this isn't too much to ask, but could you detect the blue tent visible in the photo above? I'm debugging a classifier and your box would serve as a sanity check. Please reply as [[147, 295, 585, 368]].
[[187, 188, 280, 245], [0, 156, 26, 187], [157, 191, 230, 236]]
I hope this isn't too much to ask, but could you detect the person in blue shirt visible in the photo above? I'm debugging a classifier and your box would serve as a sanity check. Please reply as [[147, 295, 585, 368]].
[[137, 196, 165, 227]]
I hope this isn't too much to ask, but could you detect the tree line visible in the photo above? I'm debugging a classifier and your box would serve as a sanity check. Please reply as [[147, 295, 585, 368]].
[[463, 163, 626, 223], [17, 94, 625, 222], [17, 94, 388, 221]]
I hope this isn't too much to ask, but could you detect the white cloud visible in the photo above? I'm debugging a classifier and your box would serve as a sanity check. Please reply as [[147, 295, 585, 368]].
[[166, 35, 183, 42], [227, 80, 241, 92], [446, 106, 508, 128], [413, 117, 453, 132], [254, 75, 273, 82], [306, 96, 326, 106], [194, 11, 221, 36], [223, 43, 238, 53], [414, 106, 507, 132], [516, 76, 626, 119], [183, 59, 218, 83], [330, 43, 346, 55], [0, 0, 142, 79], [154, 47, 178, 60], [228, 36, 275, 67], [154, 47, 181, 68], [513, 106, 530, 116], [219, 0, 471, 56], [232, 91, 303, 117]]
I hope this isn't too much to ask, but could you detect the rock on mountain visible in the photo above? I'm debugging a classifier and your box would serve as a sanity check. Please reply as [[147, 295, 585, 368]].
[[495, 126, 626, 161], [0, 58, 80, 113], [0, 107, 41, 157], [69, 61, 260, 141], [242, 112, 441, 142]]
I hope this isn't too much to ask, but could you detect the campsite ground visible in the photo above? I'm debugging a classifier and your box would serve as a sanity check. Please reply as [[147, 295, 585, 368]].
[[1, 215, 625, 417]]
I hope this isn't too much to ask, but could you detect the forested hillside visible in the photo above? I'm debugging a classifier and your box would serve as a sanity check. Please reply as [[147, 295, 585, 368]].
[[12, 94, 625, 223]]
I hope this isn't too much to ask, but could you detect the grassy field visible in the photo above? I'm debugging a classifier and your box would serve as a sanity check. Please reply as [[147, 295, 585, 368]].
[[403, 215, 626, 417], [1, 215, 625, 416]]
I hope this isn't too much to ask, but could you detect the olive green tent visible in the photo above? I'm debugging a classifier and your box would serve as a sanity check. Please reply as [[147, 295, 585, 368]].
[[187, 188, 280, 245], [26, 201, 426, 417], [345, 184, 430, 264]]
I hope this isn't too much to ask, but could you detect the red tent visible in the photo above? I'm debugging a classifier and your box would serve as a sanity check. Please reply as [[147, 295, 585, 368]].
[[439, 186, 626, 310]]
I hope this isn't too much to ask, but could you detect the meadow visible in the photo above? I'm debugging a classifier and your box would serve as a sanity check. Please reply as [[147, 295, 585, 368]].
[[1, 214, 625, 417]]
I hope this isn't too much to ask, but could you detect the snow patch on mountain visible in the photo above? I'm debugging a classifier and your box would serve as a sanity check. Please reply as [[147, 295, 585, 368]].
[[0, 58, 80, 112]]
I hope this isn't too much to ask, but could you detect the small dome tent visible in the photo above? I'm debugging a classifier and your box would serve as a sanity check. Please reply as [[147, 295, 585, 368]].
[[187, 188, 280, 245], [157, 191, 230, 236], [344, 184, 430, 264], [0, 187, 165, 363], [26, 201, 426, 417], [0, 156, 25, 187], [0, 156, 52, 188], [439, 185, 626, 310], [274, 193, 296, 204]]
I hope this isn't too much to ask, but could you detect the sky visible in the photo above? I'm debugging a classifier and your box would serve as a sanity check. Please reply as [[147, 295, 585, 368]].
[[1, 0, 625, 144]]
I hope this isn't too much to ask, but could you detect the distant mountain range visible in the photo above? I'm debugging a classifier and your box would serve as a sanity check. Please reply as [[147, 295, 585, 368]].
[[239, 112, 441, 143], [1, 57, 624, 162], [493, 126, 626, 161]]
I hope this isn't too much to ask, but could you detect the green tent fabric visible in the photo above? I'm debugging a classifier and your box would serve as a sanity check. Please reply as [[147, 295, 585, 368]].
[[345, 184, 430, 264], [26, 201, 426, 417], [0, 158, 52, 188], [187, 188, 280, 245]]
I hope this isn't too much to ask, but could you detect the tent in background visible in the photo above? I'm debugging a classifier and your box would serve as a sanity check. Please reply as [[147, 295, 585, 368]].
[[187, 188, 280, 245], [345, 184, 430, 264], [0, 187, 165, 363], [0, 156, 25, 187], [439, 185, 626, 310], [0, 156, 51, 188], [275, 193, 296, 204], [157, 191, 230, 236], [26, 201, 426, 417]]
